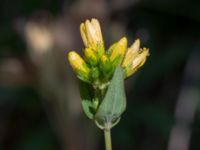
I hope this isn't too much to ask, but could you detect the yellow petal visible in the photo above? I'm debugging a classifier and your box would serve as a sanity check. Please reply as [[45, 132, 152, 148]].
[[85, 20, 98, 49], [122, 39, 140, 67], [131, 48, 149, 68], [126, 48, 149, 77], [91, 18, 103, 43], [80, 23, 88, 47]]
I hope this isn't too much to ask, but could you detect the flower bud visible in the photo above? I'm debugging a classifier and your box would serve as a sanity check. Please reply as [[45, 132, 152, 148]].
[[80, 18, 104, 53], [84, 48, 98, 66], [109, 37, 127, 67], [124, 48, 149, 77], [68, 51, 90, 82]]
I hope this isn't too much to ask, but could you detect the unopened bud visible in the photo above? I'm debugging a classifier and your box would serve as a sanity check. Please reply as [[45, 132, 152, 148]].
[[68, 51, 90, 82], [80, 18, 104, 52], [109, 37, 127, 67], [124, 48, 149, 77]]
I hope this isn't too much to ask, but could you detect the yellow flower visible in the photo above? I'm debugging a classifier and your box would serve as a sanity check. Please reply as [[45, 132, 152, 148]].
[[122, 39, 149, 77], [68, 51, 90, 82], [109, 37, 127, 66], [80, 18, 104, 54]]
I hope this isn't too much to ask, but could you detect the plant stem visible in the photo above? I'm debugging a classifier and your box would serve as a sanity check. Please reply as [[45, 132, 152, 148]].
[[104, 129, 112, 150]]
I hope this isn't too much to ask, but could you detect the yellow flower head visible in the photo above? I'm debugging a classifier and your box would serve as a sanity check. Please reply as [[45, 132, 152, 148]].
[[108, 37, 127, 67], [122, 39, 149, 77], [68, 51, 90, 82], [80, 18, 104, 53]]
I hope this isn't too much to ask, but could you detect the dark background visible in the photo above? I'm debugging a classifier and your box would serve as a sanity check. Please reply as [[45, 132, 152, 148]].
[[0, 0, 200, 150]]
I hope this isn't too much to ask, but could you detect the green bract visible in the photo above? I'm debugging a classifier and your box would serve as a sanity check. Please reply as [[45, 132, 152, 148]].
[[95, 66, 126, 129], [79, 66, 126, 129]]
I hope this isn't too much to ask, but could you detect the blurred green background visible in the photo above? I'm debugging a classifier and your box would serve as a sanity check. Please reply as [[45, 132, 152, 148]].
[[0, 0, 200, 150]]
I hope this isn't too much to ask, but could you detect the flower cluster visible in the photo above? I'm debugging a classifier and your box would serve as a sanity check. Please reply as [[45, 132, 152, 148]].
[[68, 18, 149, 87]]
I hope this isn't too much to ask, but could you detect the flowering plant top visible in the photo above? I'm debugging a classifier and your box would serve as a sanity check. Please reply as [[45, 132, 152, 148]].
[[68, 18, 149, 86], [67, 18, 150, 150], [67, 18, 149, 134]]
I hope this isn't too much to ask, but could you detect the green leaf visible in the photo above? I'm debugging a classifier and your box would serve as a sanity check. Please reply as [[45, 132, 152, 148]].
[[95, 66, 126, 129], [79, 81, 95, 119]]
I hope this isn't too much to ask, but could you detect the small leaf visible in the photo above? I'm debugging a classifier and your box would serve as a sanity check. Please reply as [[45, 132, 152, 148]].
[[79, 81, 95, 119], [95, 66, 126, 129]]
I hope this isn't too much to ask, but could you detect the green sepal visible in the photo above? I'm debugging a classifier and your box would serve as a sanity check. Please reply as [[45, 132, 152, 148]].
[[79, 81, 95, 119], [95, 66, 126, 129]]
